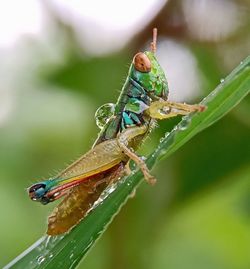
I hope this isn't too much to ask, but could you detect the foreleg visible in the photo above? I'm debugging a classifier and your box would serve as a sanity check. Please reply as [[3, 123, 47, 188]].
[[147, 100, 205, 120]]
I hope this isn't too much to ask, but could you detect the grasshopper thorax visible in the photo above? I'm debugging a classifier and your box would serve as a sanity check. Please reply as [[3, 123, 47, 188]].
[[94, 29, 169, 142], [130, 51, 169, 100]]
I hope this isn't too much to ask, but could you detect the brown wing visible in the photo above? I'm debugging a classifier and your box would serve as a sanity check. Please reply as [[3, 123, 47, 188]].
[[47, 163, 124, 235]]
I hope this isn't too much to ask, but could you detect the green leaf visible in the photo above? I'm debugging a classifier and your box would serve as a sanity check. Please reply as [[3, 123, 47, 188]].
[[4, 56, 250, 269]]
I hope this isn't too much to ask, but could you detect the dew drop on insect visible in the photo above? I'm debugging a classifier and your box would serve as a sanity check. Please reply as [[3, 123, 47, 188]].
[[95, 103, 115, 129], [53, 192, 60, 197]]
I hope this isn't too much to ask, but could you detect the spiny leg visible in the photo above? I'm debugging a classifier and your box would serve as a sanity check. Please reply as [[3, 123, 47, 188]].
[[125, 161, 132, 176], [147, 100, 205, 120], [122, 147, 156, 185], [113, 161, 137, 198], [117, 126, 156, 185]]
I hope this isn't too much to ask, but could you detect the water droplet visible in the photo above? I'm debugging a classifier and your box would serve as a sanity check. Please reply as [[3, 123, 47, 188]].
[[37, 255, 46, 264], [44, 235, 58, 249], [159, 106, 171, 115], [164, 132, 170, 138], [159, 137, 164, 143], [173, 125, 179, 132], [53, 192, 60, 197], [95, 103, 115, 129], [159, 148, 167, 157], [90, 181, 119, 211], [220, 78, 225, 83], [178, 117, 191, 130]]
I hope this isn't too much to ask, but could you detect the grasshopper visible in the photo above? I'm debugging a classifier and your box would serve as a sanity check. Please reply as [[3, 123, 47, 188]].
[[28, 29, 205, 235]]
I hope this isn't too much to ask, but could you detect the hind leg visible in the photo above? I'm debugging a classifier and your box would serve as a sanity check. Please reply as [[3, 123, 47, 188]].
[[117, 126, 156, 185]]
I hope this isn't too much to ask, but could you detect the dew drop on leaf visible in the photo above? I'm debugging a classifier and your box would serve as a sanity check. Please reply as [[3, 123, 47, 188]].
[[37, 255, 46, 265], [159, 137, 164, 143], [178, 117, 191, 131]]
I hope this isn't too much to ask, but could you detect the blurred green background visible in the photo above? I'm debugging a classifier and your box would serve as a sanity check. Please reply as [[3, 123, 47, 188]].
[[0, 1, 250, 268]]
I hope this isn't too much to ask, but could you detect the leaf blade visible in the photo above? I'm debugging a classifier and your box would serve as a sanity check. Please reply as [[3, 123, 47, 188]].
[[4, 56, 250, 269]]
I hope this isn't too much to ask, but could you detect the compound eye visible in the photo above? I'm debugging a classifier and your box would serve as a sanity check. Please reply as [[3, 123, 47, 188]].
[[28, 183, 47, 200], [133, 52, 151, 72]]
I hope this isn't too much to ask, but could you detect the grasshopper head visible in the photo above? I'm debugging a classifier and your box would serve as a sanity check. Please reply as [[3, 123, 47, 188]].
[[131, 51, 168, 100], [129, 29, 169, 100], [28, 182, 49, 203], [28, 179, 57, 204]]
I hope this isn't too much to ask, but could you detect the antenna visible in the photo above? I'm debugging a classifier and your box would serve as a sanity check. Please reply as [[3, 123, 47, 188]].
[[151, 28, 157, 53]]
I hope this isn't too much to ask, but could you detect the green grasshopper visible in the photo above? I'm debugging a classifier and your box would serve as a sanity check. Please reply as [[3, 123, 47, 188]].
[[28, 29, 205, 235]]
